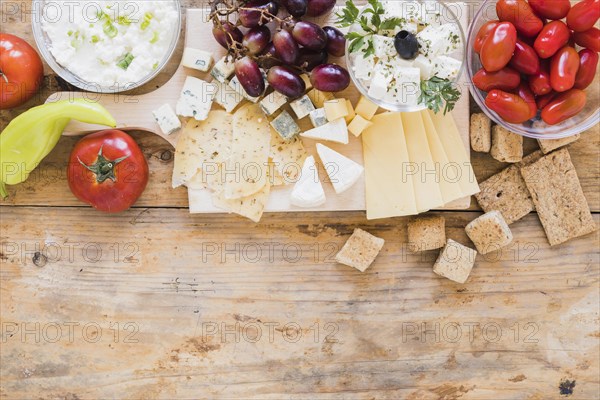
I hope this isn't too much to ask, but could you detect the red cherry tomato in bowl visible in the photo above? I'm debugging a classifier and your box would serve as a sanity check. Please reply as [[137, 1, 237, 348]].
[[496, 0, 543, 37], [541, 89, 587, 125], [480, 22, 517, 71], [485, 89, 533, 123], [536, 91, 557, 109], [529, 64, 553, 95], [0, 33, 44, 110], [514, 82, 538, 119], [473, 67, 521, 91], [528, 0, 571, 20], [509, 39, 540, 74], [474, 20, 500, 53], [67, 130, 149, 213], [534, 21, 570, 59], [574, 49, 599, 90], [550, 46, 580, 92], [573, 28, 600, 53], [567, 0, 600, 32]]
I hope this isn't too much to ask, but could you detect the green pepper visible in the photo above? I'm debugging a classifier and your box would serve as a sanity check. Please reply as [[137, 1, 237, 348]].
[[0, 99, 116, 198]]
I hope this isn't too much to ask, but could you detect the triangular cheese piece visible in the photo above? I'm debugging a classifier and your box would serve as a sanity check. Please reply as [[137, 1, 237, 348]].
[[290, 156, 326, 208], [300, 118, 349, 144], [316, 143, 364, 194]]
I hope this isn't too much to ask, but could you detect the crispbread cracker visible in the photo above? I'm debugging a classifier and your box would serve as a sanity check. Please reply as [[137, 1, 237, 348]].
[[433, 239, 477, 284], [520, 148, 597, 246], [335, 229, 385, 272], [491, 125, 523, 163], [465, 211, 513, 254], [407, 215, 446, 252], [470, 113, 491, 153], [537, 134, 580, 154]]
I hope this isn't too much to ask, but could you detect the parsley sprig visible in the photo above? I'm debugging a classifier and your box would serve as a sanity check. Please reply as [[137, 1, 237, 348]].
[[419, 76, 461, 115], [336, 0, 405, 58]]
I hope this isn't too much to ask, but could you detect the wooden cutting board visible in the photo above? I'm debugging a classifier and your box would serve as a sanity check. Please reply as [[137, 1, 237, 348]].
[[48, 4, 472, 212]]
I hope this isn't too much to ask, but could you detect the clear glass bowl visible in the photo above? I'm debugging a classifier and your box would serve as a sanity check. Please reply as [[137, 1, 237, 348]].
[[31, 0, 181, 94], [344, 1, 466, 112], [467, 0, 599, 139]]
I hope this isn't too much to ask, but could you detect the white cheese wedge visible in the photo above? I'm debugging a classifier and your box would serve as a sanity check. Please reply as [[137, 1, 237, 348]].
[[211, 56, 235, 83], [152, 104, 181, 135], [432, 55, 462, 80], [290, 155, 326, 208], [213, 80, 244, 113], [175, 76, 216, 121], [182, 47, 214, 72], [316, 143, 364, 194], [300, 118, 349, 144]]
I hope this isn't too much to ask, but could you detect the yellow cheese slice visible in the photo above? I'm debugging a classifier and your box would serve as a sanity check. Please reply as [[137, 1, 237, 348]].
[[362, 112, 418, 219], [427, 110, 480, 197], [420, 110, 465, 204], [401, 112, 445, 212]]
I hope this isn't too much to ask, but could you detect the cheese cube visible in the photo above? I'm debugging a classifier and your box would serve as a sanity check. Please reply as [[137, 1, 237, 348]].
[[213, 80, 244, 113], [373, 35, 396, 58], [417, 23, 460, 57], [388, 67, 421, 106], [432, 56, 462, 80], [355, 96, 378, 120], [300, 118, 349, 144], [307, 89, 334, 108], [324, 99, 349, 122], [413, 54, 434, 79], [271, 110, 301, 140], [152, 104, 181, 135], [182, 47, 214, 72], [368, 70, 390, 100], [300, 74, 312, 91], [290, 95, 316, 119], [211, 56, 235, 83], [259, 91, 288, 116], [352, 53, 376, 82], [345, 100, 356, 123], [348, 115, 373, 137], [175, 76, 216, 121], [309, 108, 328, 128]]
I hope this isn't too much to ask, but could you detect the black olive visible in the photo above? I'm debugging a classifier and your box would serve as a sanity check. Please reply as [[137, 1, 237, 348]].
[[394, 30, 419, 60]]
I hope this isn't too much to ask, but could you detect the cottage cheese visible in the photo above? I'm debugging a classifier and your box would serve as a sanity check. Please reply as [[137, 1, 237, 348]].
[[41, 1, 179, 88]]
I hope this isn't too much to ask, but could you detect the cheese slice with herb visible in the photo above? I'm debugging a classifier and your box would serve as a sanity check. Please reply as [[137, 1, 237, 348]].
[[362, 112, 418, 219], [224, 104, 271, 199], [401, 112, 445, 212], [269, 128, 308, 184], [290, 156, 326, 208], [316, 143, 364, 194]]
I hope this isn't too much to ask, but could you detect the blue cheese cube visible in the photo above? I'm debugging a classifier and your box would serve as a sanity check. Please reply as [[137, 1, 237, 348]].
[[417, 23, 461, 57], [270, 110, 301, 141], [259, 91, 288, 116], [290, 95, 316, 119], [182, 47, 214, 72], [213, 80, 244, 113], [152, 104, 181, 135], [432, 56, 462, 80], [175, 76, 216, 121], [309, 108, 328, 128], [211, 56, 235, 83]]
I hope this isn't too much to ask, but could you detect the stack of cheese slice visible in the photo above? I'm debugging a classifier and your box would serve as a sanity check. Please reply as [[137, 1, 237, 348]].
[[362, 110, 479, 220]]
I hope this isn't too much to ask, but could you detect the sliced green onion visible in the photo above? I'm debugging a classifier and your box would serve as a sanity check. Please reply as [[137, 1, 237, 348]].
[[141, 12, 153, 30], [91, 35, 100, 43], [67, 30, 73, 36], [152, 62, 159, 70], [150, 31, 159, 44], [103, 21, 118, 38], [117, 15, 131, 25], [116, 52, 135, 70]]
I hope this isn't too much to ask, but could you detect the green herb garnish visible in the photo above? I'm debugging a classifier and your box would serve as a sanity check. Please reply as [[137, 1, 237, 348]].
[[141, 12, 153, 30], [150, 31, 159, 43], [152, 62, 159, 70], [117, 15, 132, 25], [419, 76, 461, 115], [103, 20, 118, 38], [116, 52, 135, 70], [91, 35, 100, 43]]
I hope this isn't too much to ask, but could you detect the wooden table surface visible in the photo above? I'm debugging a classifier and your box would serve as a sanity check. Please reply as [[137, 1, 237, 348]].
[[1, 1, 599, 399]]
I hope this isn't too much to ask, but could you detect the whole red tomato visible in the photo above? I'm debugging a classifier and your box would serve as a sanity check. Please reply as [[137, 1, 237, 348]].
[[536, 91, 557, 109], [474, 20, 500, 53], [528, 0, 571, 20], [496, 0, 543, 37], [485, 89, 533, 123], [550, 46, 580, 92], [514, 82, 538, 119], [529, 63, 553, 95], [0, 33, 44, 110], [574, 49, 599, 89], [534, 21, 570, 59], [567, 0, 600, 32], [480, 22, 517, 72], [68, 130, 149, 213], [509, 39, 540, 74], [541, 89, 587, 124], [473, 67, 520, 91], [573, 28, 600, 52]]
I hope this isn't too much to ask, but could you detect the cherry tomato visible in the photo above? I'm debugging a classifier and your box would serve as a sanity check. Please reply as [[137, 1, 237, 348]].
[[567, 0, 600, 32], [573, 28, 600, 52], [529, 63, 553, 95], [541, 89, 587, 125], [480, 22, 518, 72], [0, 33, 44, 110], [534, 21, 570, 59], [509, 39, 540, 74], [496, 0, 543, 37], [485, 89, 533, 123], [473, 67, 521, 91], [474, 21, 500, 54], [67, 130, 149, 213], [574, 49, 599, 89], [528, 0, 571, 20], [515, 82, 537, 119], [550, 46, 580, 92], [536, 91, 557, 109]]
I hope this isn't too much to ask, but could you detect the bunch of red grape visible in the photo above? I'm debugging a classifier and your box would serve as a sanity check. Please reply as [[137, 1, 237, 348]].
[[211, 0, 350, 99]]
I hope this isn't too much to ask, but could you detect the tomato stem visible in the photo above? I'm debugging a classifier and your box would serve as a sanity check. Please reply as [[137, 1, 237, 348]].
[[78, 145, 129, 183]]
